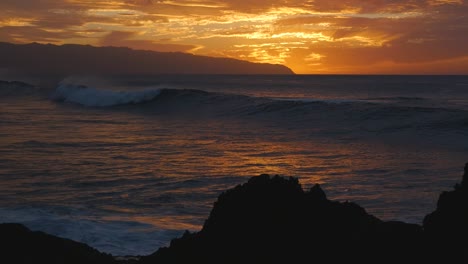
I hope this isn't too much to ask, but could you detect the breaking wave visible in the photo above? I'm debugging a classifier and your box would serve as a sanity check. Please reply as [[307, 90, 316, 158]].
[[47, 82, 468, 135], [51, 83, 162, 107]]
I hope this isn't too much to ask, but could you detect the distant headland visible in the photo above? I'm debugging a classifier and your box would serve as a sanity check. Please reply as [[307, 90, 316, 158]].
[[0, 42, 294, 76]]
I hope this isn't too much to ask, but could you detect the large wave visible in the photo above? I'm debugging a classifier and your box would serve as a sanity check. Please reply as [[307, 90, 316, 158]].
[[51, 82, 162, 107], [48, 82, 468, 136]]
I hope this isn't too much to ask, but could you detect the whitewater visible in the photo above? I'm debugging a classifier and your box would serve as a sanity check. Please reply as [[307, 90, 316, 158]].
[[1, 75, 467, 256]]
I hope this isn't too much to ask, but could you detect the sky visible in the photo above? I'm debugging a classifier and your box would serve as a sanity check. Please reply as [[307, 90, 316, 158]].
[[1, 0, 467, 74]]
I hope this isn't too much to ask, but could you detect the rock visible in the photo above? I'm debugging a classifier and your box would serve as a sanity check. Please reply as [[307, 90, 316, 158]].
[[307, 183, 327, 203], [4, 163, 468, 264], [423, 163, 468, 263], [140, 174, 389, 264], [423, 164, 468, 234], [0, 223, 116, 264], [462, 162, 468, 187]]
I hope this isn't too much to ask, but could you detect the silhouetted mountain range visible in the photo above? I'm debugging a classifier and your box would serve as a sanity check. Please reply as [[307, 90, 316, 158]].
[[0, 42, 294, 76]]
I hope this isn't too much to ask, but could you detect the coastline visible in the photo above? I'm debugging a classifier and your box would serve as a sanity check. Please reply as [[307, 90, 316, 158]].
[[2, 163, 468, 263]]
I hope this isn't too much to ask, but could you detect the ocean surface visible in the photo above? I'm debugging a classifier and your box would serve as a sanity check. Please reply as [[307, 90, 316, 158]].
[[1, 75, 467, 256]]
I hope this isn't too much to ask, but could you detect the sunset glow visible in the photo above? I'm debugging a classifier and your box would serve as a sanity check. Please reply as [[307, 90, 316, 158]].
[[1, 0, 467, 74]]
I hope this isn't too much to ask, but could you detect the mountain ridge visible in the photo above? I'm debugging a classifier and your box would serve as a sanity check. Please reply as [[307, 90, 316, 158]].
[[0, 42, 294, 76]]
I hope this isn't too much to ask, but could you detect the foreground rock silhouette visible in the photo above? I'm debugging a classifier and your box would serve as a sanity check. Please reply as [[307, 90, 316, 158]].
[[2, 164, 468, 263], [140, 175, 424, 264], [423, 163, 468, 263], [0, 223, 115, 264]]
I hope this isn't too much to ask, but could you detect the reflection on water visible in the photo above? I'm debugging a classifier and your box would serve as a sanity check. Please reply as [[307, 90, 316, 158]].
[[1, 75, 467, 255], [1, 98, 464, 228]]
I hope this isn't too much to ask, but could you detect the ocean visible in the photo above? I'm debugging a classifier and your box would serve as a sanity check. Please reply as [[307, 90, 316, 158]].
[[1, 75, 467, 256]]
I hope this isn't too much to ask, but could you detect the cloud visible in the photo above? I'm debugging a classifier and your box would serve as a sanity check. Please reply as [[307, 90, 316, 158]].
[[0, 26, 84, 43], [0, 0, 467, 73], [99, 31, 199, 52]]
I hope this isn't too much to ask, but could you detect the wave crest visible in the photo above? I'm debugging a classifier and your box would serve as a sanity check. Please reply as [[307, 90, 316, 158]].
[[0, 80, 42, 97], [51, 83, 162, 107]]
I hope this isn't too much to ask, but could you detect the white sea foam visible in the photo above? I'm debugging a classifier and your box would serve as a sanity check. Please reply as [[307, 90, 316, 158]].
[[52, 82, 162, 107], [0, 207, 184, 256]]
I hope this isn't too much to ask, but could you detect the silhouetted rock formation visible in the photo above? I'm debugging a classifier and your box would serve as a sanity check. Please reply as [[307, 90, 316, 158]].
[[140, 175, 426, 264], [3, 163, 468, 264], [423, 163, 468, 263], [0, 223, 116, 264], [0, 42, 294, 77]]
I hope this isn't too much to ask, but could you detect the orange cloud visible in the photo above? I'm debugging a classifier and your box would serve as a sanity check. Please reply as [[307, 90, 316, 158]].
[[99, 31, 199, 52], [0, 0, 467, 74]]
